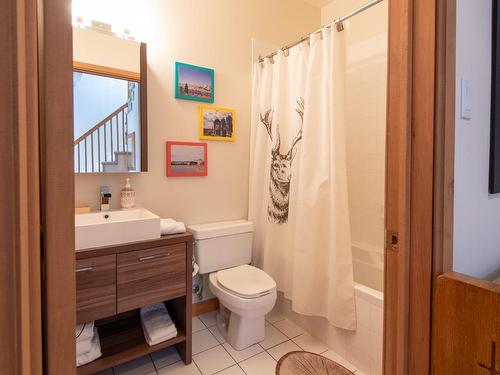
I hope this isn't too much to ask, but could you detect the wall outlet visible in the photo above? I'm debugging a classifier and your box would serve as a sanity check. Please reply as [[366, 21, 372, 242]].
[[460, 78, 472, 120]]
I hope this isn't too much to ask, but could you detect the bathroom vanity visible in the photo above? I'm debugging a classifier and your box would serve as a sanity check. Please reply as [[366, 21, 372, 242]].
[[75, 232, 193, 375]]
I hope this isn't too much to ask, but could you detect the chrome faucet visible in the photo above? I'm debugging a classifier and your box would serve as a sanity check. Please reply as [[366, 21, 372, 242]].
[[100, 186, 112, 211]]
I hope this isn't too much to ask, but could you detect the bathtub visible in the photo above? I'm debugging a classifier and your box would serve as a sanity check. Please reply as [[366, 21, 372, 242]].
[[352, 241, 384, 293], [275, 283, 383, 375]]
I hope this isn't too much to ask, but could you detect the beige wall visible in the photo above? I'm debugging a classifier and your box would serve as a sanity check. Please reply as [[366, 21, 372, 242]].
[[75, 0, 320, 225], [73, 27, 141, 72], [322, 0, 388, 292], [321, 0, 374, 24]]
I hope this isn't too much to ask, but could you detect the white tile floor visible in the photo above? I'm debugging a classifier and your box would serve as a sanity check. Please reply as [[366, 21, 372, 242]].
[[100, 310, 363, 375]]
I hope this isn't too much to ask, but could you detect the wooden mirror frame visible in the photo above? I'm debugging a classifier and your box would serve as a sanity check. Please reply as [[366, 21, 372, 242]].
[[72, 42, 148, 172]]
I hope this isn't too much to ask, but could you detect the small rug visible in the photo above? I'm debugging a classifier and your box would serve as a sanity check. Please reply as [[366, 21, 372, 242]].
[[276, 351, 354, 375]]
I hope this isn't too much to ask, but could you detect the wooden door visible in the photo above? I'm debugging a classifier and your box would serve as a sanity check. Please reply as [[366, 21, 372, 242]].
[[39, 0, 76, 373], [1, 0, 43, 374], [431, 273, 500, 374], [1, 0, 76, 374], [384, 0, 438, 374]]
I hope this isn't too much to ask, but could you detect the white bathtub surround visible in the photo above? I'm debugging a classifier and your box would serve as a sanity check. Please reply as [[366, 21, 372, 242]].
[[249, 27, 356, 330], [275, 286, 383, 375], [352, 243, 384, 292]]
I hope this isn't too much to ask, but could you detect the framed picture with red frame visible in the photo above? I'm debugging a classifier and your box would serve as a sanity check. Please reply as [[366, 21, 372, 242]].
[[166, 141, 207, 177]]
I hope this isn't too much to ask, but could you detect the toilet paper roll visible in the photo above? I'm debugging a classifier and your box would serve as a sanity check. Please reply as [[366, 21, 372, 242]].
[[192, 263, 199, 277]]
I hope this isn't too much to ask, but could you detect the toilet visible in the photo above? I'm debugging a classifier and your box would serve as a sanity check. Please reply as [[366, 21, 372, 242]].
[[188, 220, 277, 350]]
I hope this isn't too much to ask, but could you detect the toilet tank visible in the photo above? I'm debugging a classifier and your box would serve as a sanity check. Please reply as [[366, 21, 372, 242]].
[[188, 220, 253, 274]]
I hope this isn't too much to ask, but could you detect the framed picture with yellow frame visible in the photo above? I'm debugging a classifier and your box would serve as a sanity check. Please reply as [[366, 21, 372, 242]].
[[199, 105, 236, 142]]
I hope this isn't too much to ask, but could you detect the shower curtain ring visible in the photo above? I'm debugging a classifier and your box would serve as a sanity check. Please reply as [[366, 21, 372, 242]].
[[282, 48, 290, 57], [336, 22, 345, 32]]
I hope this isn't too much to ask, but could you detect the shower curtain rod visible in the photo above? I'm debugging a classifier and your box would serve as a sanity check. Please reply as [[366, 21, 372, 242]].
[[258, 0, 384, 63]]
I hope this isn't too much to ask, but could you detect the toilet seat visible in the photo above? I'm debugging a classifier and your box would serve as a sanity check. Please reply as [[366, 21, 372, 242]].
[[216, 265, 276, 299]]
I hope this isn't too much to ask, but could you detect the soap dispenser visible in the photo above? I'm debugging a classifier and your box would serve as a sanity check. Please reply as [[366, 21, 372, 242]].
[[120, 178, 135, 209]]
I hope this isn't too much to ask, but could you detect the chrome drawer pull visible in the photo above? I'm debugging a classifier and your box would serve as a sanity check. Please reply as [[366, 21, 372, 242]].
[[76, 266, 93, 273], [139, 254, 165, 262]]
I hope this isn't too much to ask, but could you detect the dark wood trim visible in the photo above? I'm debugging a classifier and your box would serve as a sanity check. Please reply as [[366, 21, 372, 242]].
[[37, 0, 76, 373], [433, 0, 456, 278], [0, 0, 42, 374], [385, 0, 442, 374], [408, 0, 437, 373], [173, 232, 193, 364], [74, 61, 141, 82], [140, 42, 148, 171], [431, 1, 458, 373], [193, 298, 220, 316], [384, 0, 412, 373], [76, 233, 193, 259]]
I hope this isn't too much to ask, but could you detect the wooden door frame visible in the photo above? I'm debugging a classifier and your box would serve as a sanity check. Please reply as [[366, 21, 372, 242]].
[[384, 0, 456, 374], [2, 0, 76, 374], [3, 0, 458, 374], [38, 0, 76, 374], [433, 0, 456, 280], [1, 0, 43, 374]]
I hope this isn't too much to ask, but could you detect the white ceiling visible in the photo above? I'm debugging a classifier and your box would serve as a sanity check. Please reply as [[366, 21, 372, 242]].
[[301, 0, 334, 8]]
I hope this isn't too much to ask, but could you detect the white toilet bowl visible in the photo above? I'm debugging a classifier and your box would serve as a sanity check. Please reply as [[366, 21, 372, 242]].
[[208, 264, 277, 350]]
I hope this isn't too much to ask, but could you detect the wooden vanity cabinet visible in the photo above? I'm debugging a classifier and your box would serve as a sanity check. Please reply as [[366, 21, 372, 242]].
[[117, 243, 186, 313], [75, 233, 193, 375], [76, 254, 116, 323]]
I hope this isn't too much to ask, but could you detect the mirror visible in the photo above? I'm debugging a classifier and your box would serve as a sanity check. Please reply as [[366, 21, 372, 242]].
[[72, 26, 147, 173]]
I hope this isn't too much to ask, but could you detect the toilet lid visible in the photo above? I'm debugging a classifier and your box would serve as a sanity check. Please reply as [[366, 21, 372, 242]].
[[217, 265, 276, 298]]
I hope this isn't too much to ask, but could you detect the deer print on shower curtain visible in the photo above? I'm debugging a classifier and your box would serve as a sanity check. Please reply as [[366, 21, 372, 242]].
[[259, 98, 304, 224]]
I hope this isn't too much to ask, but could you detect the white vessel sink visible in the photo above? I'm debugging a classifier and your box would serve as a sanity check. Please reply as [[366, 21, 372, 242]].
[[75, 208, 161, 250]]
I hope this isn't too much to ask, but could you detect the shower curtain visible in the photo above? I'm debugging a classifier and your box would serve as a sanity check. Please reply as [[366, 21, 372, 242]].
[[249, 28, 356, 330]]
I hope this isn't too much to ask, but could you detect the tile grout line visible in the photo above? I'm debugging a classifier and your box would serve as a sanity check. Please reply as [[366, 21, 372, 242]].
[[270, 317, 342, 357], [269, 318, 305, 340], [219, 338, 250, 369], [155, 359, 183, 372], [236, 363, 248, 375], [199, 314, 346, 373], [191, 358, 204, 375], [148, 353, 160, 375], [192, 327, 221, 357], [198, 341, 237, 375]]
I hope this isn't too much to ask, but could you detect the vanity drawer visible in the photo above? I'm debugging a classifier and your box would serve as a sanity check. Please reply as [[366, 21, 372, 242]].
[[76, 255, 117, 324], [116, 243, 187, 313]]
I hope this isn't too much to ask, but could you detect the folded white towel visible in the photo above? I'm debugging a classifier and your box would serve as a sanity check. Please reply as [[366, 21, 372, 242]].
[[76, 328, 102, 367], [140, 302, 167, 316], [141, 318, 178, 346], [76, 336, 92, 357], [160, 218, 186, 235], [75, 321, 94, 344], [140, 303, 178, 346]]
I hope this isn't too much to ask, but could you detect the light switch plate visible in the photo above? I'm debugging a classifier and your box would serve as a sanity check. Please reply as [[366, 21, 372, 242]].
[[460, 78, 472, 120]]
